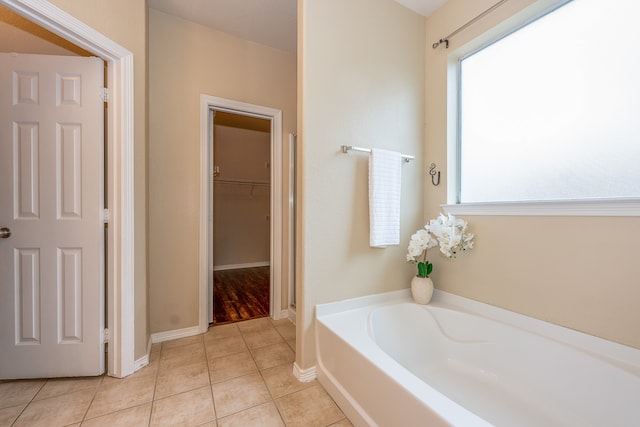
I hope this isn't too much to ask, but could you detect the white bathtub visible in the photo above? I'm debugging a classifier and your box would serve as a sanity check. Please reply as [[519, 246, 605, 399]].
[[315, 289, 640, 427]]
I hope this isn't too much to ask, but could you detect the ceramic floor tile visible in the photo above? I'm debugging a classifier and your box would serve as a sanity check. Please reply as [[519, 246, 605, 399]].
[[211, 372, 271, 418], [155, 360, 209, 399], [261, 364, 315, 398], [204, 323, 240, 340], [34, 377, 102, 401], [161, 334, 204, 350], [159, 342, 206, 371], [0, 404, 24, 426], [241, 328, 283, 350], [0, 380, 45, 408], [235, 317, 273, 334], [4, 319, 348, 427], [208, 350, 257, 384], [80, 403, 151, 427], [250, 342, 295, 370], [272, 319, 296, 342], [204, 335, 247, 359], [85, 375, 156, 420], [216, 401, 284, 427], [149, 386, 215, 427], [12, 389, 94, 427], [276, 383, 344, 427]]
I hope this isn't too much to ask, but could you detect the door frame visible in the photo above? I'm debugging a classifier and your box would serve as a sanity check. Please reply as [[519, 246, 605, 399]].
[[199, 95, 283, 330], [1, 0, 136, 377]]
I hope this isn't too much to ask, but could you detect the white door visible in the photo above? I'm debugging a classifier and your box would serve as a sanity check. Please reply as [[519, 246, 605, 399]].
[[0, 53, 104, 378]]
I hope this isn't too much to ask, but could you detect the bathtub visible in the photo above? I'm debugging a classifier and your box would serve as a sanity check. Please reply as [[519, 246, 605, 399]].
[[315, 289, 640, 427]]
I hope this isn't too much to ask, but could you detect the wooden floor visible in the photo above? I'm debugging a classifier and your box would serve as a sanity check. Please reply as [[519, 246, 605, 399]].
[[213, 266, 270, 324]]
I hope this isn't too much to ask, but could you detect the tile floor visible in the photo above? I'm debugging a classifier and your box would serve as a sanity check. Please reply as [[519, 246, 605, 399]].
[[0, 317, 352, 427]]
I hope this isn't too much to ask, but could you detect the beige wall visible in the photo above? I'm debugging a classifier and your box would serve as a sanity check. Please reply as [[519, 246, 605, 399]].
[[46, 0, 150, 360], [297, 0, 426, 369], [149, 9, 296, 333], [425, 0, 640, 349]]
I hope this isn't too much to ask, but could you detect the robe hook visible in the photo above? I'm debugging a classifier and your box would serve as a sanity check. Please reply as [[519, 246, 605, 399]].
[[429, 163, 440, 186]]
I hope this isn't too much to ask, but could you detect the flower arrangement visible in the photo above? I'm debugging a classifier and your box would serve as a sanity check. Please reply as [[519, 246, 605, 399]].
[[407, 213, 474, 278]]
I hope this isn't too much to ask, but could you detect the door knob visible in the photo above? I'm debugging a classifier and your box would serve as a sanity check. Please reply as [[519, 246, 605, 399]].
[[0, 227, 11, 239]]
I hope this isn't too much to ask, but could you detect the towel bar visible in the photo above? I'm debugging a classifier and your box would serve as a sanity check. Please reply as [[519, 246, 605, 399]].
[[341, 145, 414, 162]]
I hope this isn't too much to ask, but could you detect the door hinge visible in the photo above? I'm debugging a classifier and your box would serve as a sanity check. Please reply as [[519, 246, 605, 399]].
[[101, 87, 109, 103], [103, 209, 110, 224], [103, 328, 109, 344]]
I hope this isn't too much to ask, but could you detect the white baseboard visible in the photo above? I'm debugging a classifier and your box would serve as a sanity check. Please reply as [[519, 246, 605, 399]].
[[131, 336, 152, 374], [151, 325, 202, 344], [133, 353, 149, 372], [213, 262, 270, 271], [287, 306, 296, 325], [292, 362, 316, 382]]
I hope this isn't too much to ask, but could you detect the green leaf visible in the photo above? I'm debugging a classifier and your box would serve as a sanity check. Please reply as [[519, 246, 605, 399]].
[[417, 261, 433, 278], [417, 262, 425, 277]]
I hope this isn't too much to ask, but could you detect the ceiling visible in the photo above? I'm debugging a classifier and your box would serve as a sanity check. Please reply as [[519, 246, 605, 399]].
[[149, 0, 298, 53], [395, 0, 448, 16], [148, 0, 448, 54]]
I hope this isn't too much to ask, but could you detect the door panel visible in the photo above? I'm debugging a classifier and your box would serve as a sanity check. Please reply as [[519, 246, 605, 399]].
[[0, 53, 104, 379]]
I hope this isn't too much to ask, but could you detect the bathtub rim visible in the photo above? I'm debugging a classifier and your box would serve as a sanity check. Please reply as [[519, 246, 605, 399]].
[[317, 288, 640, 372], [315, 288, 640, 426]]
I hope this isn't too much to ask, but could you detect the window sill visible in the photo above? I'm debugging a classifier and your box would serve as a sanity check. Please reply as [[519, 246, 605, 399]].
[[442, 198, 640, 217]]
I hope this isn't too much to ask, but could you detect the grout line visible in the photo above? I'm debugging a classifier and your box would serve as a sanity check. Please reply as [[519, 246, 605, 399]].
[[8, 379, 47, 425], [78, 375, 105, 424], [201, 327, 217, 424], [212, 319, 290, 424], [147, 342, 164, 427]]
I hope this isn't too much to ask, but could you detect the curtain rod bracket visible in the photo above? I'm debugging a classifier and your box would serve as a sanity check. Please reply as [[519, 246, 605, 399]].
[[432, 0, 509, 50], [432, 38, 449, 49]]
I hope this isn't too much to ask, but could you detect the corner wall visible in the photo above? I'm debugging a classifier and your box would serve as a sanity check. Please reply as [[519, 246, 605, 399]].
[[424, 0, 640, 349], [297, 0, 426, 370]]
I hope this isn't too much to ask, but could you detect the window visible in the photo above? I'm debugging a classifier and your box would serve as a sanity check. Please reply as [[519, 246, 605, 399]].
[[457, 0, 640, 208]]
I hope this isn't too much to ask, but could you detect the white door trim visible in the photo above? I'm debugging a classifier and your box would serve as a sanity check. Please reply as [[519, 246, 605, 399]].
[[1, 0, 136, 377], [199, 95, 283, 331]]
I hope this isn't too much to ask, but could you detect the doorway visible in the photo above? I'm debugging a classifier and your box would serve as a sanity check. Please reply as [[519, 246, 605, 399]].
[[211, 111, 271, 324], [199, 95, 284, 330], [1, 0, 136, 378]]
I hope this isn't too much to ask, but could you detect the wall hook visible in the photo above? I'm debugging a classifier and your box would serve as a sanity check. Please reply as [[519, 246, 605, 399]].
[[429, 163, 440, 186]]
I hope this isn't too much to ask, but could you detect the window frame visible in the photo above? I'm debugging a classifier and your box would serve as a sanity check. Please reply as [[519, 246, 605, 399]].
[[445, 0, 640, 217]]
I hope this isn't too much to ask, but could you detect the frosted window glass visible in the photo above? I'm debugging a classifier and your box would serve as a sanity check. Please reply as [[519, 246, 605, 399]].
[[459, 0, 640, 203]]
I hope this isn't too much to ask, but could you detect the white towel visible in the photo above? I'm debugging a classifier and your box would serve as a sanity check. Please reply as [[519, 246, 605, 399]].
[[369, 148, 402, 248]]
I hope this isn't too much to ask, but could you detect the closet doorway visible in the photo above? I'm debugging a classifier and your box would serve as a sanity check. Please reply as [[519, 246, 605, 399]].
[[199, 95, 284, 332], [211, 111, 271, 324]]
